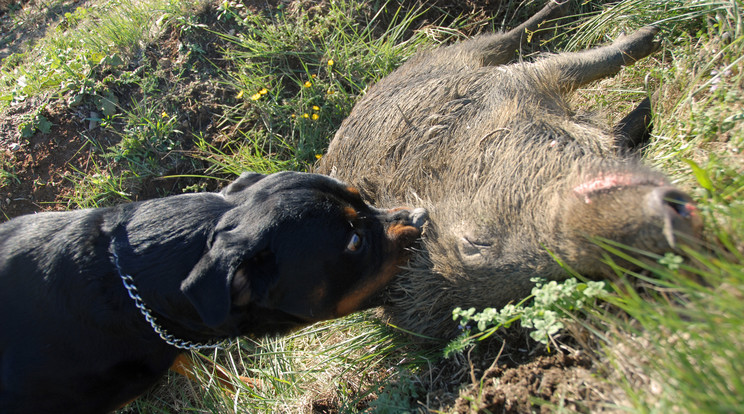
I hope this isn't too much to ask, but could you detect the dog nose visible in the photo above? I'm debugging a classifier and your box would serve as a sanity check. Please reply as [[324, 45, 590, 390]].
[[410, 208, 429, 230], [388, 207, 429, 229]]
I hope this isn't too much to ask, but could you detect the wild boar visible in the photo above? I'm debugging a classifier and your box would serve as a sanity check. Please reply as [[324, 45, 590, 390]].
[[316, 1, 701, 339]]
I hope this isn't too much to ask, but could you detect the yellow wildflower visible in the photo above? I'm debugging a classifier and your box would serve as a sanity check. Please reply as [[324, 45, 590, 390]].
[[327, 59, 334, 66], [315, 154, 323, 160], [259, 88, 268, 95], [304, 81, 312, 88], [250, 93, 261, 101], [302, 113, 310, 118], [312, 105, 320, 111], [236, 90, 244, 99], [161, 111, 168, 118], [311, 74, 317, 79], [311, 113, 319, 120]]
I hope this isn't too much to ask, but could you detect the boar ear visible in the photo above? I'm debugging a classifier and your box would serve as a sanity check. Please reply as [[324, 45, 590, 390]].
[[221, 172, 266, 196], [613, 97, 653, 152]]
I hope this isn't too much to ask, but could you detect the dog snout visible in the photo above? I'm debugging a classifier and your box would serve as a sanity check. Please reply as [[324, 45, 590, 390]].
[[409, 208, 429, 230], [386, 207, 429, 230]]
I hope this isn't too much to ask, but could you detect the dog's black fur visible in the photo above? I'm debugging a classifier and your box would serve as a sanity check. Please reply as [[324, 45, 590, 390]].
[[0, 171, 426, 413]]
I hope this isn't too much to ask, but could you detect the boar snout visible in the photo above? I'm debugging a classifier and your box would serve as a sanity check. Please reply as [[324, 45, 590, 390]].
[[647, 187, 702, 248]]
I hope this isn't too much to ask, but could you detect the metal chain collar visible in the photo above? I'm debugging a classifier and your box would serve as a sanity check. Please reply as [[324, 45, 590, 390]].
[[112, 249, 230, 350]]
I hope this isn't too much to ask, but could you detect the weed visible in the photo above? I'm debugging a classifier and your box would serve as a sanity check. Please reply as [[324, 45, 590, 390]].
[[194, 131, 295, 177], [0, 156, 20, 188], [446, 278, 608, 357], [66, 159, 133, 209], [105, 98, 183, 174], [18, 108, 53, 138]]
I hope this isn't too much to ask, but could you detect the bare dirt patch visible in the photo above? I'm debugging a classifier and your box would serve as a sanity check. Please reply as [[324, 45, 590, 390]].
[[0, 96, 93, 217], [454, 351, 615, 413]]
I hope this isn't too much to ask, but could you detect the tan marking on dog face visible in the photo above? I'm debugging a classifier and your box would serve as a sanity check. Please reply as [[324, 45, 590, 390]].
[[343, 206, 358, 220], [334, 259, 401, 317], [386, 222, 421, 241], [334, 221, 422, 317], [346, 186, 361, 197]]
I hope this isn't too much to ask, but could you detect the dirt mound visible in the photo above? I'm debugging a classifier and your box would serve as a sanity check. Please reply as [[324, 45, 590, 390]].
[[454, 351, 616, 413]]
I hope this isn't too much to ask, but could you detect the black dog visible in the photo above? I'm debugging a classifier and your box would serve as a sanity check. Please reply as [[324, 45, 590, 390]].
[[0, 171, 427, 413]]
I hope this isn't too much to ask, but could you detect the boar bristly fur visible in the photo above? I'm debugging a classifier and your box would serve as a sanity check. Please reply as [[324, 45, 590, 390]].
[[317, 1, 701, 339]]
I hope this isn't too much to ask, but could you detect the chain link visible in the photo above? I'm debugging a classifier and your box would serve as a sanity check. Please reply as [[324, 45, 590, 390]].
[[112, 250, 229, 350]]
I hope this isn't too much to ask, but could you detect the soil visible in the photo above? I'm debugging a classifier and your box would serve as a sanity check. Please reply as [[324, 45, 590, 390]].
[[453, 351, 615, 414]]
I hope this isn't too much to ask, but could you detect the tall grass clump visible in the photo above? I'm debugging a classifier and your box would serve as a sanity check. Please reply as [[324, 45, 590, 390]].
[[211, 0, 462, 170]]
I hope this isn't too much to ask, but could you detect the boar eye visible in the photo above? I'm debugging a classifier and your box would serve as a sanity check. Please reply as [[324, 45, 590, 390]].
[[346, 232, 363, 252]]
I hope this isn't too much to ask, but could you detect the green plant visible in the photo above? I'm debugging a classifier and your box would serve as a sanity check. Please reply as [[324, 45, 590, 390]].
[[18, 110, 52, 138], [194, 131, 295, 177], [0, 0, 196, 108], [446, 278, 608, 357], [66, 159, 133, 209], [104, 98, 183, 176], [0, 156, 20, 188]]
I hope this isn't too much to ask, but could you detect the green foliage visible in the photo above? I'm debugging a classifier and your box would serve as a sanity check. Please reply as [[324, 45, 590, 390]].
[[367, 371, 421, 413], [18, 109, 52, 137], [0, 0, 194, 107], [0, 156, 20, 189], [65, 159, 133, 209], [194, 131, 295, 176], [601, 236, 744, 412], [106, 99, 183, 171], [446, 278, 608, 357], [563, 0, 737, 50]]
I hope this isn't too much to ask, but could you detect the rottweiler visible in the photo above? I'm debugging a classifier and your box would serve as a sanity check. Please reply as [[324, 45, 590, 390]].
[[0, 171, 427, 413]]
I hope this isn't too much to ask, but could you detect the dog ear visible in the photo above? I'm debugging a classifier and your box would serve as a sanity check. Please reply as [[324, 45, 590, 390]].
[[221, 172, 266, 196], [181, 228, 271, 327], [180, 249, 236, 328]]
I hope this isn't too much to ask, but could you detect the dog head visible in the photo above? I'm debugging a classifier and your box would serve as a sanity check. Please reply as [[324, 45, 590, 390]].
[[180, 172, 427, 335]]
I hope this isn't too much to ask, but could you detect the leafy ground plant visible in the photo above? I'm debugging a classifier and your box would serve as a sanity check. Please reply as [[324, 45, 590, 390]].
[[447, 278, 608, 356]]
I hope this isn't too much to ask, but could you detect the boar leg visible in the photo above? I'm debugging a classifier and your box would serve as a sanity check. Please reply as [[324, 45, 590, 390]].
[[613, 96, 653, 151], [458, 1, 568, 68], [546, 26, 660, 92]]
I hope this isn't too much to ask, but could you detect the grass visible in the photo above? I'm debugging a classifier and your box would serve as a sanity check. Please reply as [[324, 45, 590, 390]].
[[1, 0, 743, 412], [0, 0, 191, 107], [215, 0, 448, 166]]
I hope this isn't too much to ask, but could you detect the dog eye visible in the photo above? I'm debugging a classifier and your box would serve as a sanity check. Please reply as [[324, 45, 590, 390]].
[[346, 232, 363, 252]]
